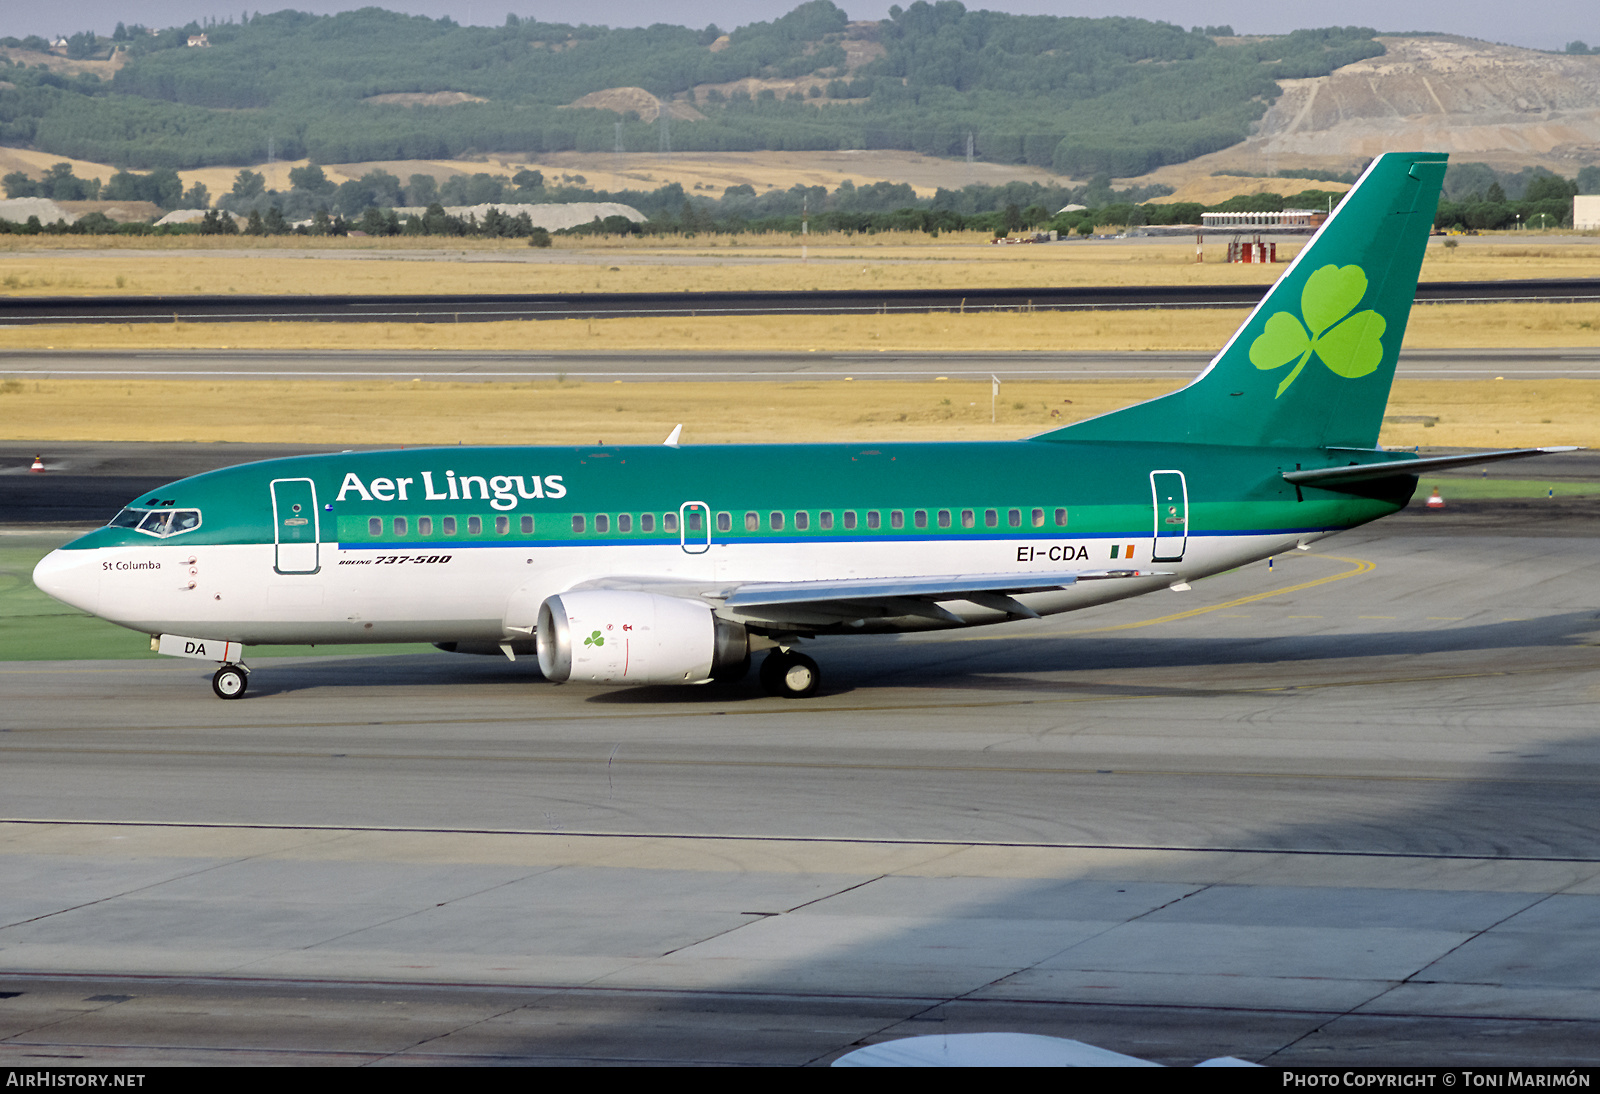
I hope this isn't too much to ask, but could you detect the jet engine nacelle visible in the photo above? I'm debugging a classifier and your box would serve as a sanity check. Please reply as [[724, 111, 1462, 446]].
[[536, 590, 749, 685]]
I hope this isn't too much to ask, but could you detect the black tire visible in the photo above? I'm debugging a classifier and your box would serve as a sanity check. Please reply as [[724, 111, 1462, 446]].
[[761, 651, 819, 699], [212, 665, 248, 700]]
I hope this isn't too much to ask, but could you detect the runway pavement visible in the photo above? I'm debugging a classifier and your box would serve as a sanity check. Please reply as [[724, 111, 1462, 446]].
[[4, 523, 1600, 1064], [6, 346, 1600, 382], [3, 278, 1597, 328]]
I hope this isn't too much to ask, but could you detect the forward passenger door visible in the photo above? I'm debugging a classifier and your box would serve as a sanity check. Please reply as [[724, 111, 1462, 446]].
[[271, 478, 320, 574]]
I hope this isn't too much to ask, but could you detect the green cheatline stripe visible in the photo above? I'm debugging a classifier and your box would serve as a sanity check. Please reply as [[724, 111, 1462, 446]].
[[1417, 476, 1600, 500], [0, 534, 436, 662]]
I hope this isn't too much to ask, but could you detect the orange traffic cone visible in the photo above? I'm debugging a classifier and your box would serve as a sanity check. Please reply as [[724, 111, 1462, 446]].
[[1425, 489, 1444, 509], [29, 455, 44, 473]]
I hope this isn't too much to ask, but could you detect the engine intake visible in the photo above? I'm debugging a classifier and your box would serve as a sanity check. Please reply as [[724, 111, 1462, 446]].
[[537, 590, 748, 685]]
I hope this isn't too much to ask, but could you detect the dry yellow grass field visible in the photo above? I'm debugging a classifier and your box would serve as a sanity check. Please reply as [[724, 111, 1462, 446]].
[[2, 299, 1598, 354], [0, 239, 1595, 298], [1, 224, 1595, 452], [0, 376, 1593, 450]]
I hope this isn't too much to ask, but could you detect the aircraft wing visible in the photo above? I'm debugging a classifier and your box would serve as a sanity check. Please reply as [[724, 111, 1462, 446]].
[[1284, 446, 1578, 487], [569, 569, 1170, 627], [719, 569, 1169, 625]]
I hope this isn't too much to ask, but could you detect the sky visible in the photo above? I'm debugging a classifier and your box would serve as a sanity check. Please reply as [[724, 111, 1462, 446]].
[[2, 1, 1594, 53]]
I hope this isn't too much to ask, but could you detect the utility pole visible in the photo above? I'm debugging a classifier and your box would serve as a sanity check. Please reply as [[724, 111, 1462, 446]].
[[801, 193, 808, 263]]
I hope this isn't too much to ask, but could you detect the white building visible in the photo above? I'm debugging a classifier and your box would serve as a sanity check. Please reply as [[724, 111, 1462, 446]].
[[1201, 209, 1324, 230], [1576, 195, 1600, 231]]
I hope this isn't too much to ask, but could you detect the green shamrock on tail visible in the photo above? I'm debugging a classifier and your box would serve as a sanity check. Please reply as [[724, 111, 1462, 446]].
[[584, 630, 604, 647], [1249, 264, 1386, 398]]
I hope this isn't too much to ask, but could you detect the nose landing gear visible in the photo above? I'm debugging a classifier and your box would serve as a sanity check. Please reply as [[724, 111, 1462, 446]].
[[759, 649, 820, 699], [212, 663, 249, 700]]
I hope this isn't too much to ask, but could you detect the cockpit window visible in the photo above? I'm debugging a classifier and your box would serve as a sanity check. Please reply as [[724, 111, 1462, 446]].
[[108, 507, 202, 538]]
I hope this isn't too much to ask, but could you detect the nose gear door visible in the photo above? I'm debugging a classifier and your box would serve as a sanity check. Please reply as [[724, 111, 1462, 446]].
[[271, 478, 320, 574]]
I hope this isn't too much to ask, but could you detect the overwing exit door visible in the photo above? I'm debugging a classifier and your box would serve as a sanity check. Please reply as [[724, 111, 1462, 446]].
[[1150, 470, 1188, 562], [679, 501, 710, 554], [271, 478, 320, 574]]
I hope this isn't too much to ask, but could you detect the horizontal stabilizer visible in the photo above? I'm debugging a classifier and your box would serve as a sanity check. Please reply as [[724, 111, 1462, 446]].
[[1284, 446, 1579, 487]]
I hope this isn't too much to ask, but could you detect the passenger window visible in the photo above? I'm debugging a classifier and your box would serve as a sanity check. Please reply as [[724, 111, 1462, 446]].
[[985, 509, 998, 528], [795, 511, 809, 531], [890, 510, 904, 530], [819, 511, 833, 530], [688, 511, 703, 532], [664, 512, 678, 532], [1008, 509, 1021, 528], [961, 509, 974, 529], [618, 513, 632, 533], [521, 515, 534, 534], [468, 515, 483, 535], [937, 510, 951, 529], [443, 516, 457, 535], [913, 509, 927, 529], [770, 511, 784, 531], [1055, 508, 1068, 527], [843, 511, 856, 530], [640, 513, 654, 533], [717, 512, 732, 533], [593, 514, 607, 534], [1032, 508, 1045, 528], [866, 511, 880, 530], [418, 516, 433, 536], [394, 516, 408, 536], [572, 515, 585, 534], [745, 511, 759, 532], [368, 517, 382, 537], [495, 515, 509, 534]]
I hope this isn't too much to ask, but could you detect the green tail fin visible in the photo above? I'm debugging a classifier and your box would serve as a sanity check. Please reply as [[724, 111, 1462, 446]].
[[1037, 152, 1447, 450]]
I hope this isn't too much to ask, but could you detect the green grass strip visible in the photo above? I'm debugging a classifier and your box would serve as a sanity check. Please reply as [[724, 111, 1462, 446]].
[[1416, 476, 1600, 500]]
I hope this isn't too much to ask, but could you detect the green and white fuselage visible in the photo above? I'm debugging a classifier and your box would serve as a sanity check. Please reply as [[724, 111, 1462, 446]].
[[35, 152, 1561, 697], [34, 436, 1408, 645]]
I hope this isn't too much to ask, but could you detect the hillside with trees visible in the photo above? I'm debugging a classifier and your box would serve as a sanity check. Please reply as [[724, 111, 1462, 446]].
[[0, 3, 1386, 178]]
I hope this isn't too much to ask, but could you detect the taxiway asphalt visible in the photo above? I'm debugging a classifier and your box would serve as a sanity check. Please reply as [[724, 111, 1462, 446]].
[[4, 519, 1600, 1064]]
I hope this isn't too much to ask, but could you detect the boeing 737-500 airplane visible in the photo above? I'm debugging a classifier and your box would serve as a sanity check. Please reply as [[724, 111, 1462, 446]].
[[32, 152, 1569, 699]]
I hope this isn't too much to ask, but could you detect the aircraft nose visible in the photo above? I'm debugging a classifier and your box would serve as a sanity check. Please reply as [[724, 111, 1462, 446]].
[[33, 549, 100, 615]]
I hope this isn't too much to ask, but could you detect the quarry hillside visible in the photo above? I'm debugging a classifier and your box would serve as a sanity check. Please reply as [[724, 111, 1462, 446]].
[[1145, 36, 1600, 186]]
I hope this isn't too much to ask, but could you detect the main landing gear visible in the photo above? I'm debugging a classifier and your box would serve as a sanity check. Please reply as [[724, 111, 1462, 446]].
[[212, 663, 249, 700], [759, 649, 820, 699]]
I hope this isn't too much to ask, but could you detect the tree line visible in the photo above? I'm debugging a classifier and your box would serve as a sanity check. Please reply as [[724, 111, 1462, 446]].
[[10, 155, 1600, 239]]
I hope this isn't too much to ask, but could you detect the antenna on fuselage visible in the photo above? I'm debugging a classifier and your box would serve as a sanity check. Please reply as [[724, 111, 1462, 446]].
[[663, 424, 683, 448]]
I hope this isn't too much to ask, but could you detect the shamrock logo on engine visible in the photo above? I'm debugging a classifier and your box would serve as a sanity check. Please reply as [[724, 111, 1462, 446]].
[[584, 630, 604, 647]]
